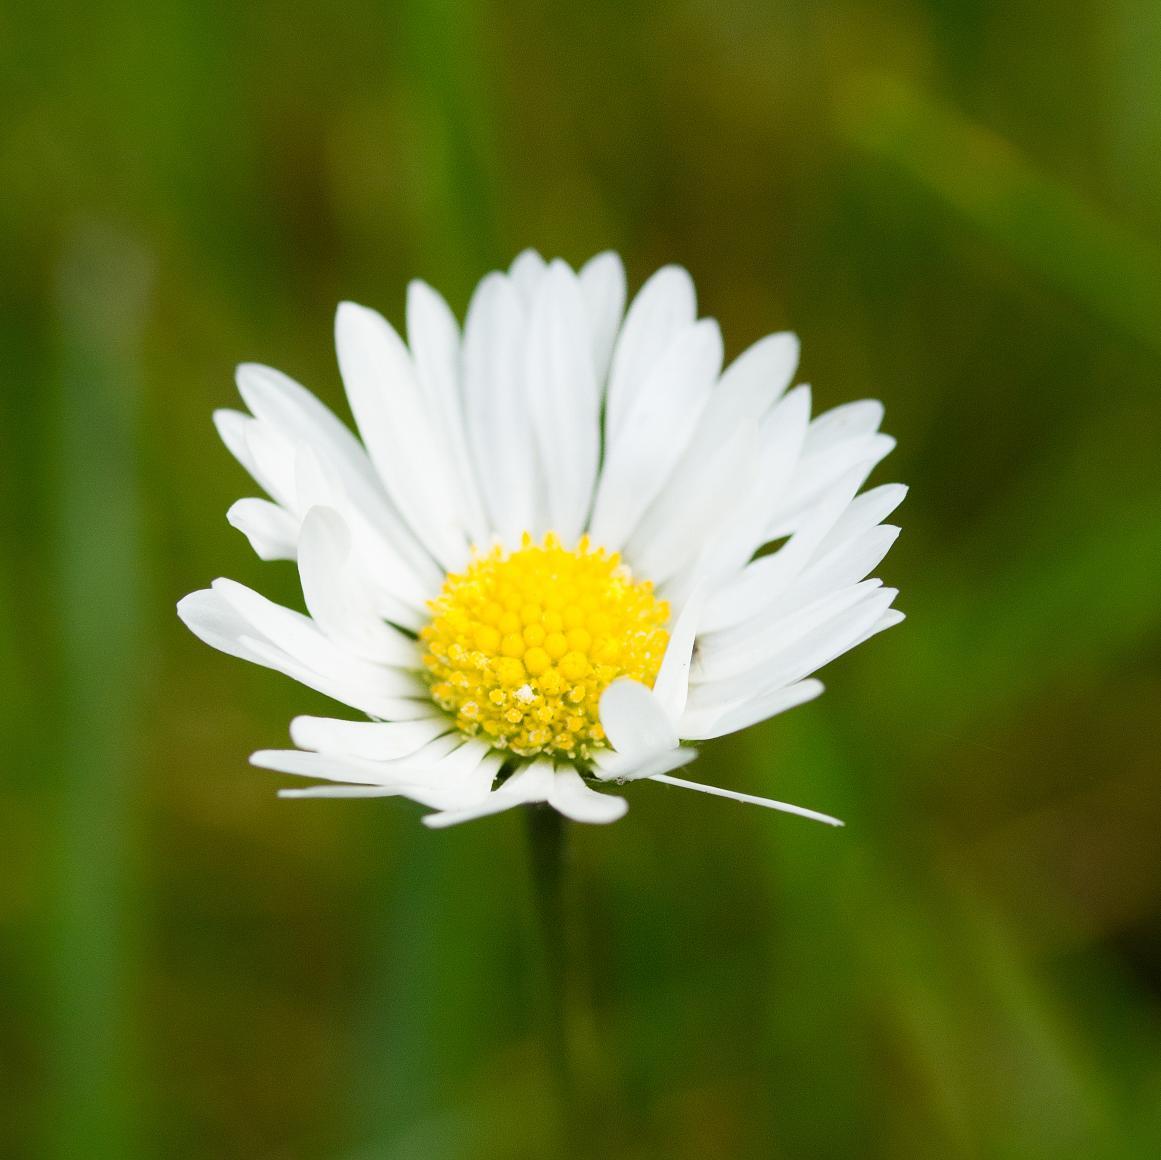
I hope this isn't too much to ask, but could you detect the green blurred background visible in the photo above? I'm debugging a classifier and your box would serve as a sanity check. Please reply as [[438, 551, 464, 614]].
[[3, 0, 1161, 1156]]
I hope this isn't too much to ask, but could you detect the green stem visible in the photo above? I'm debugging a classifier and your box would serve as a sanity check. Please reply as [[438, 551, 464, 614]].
[[525, 806, 579, 1144]]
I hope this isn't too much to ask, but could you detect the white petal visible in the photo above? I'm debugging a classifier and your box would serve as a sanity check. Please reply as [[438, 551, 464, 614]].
[[235, 362, 382, 494], [696, 579, 885, 683], [206, 579, 427, 720], [846, 608, 906, 651], [525, 261, 601, 541], [297, 506, 419, 666], [422, 759, 555, 828], [715, 332, 799, 416], [678, 678, 824, 741], [214, 410, 295, 509], [688, 588, 897, 711], [290, 715, 449, 759], [767, 432, 896, 538], [292, 445, 437, 625], [547, 767, 628, 824], [702, 462, 872, 633], [213, 409, 263, 489], [605, 265, 696, 436], [334, 301, 469, 569], [651, 587, 704, 720], [629, 422, 760, 585], [508, 249, 548, 303], [578, 251, 626, 384], [212, 578, 418, 691], [599, 678, 679, 757], [226, 498, 297, 560], [802, 399, 884, 455], [243, 637, 427, 720], [791, 524, 900, 599], [462, 273, 538, 544], [219, 387, 440, 611], [177, 587, 264, 664], [635, 335, 799, 569], [179, 588, 432, 718], [253, 734, 461, 787], [406, 280, 490, 542], [589, 319, 722, 550], [665, 385, 811, 603], [650, 773, 843, 826], [816, 482, 907, 552], [590, 743, 698, 783], [279, 784, 405, 798]]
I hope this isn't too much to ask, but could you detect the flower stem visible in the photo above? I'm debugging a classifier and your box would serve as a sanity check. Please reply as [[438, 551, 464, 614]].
[[525, 805, 579, 1145]]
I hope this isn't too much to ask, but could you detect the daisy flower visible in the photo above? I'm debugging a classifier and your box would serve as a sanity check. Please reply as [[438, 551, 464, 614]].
[[178, 251, 903, 828]]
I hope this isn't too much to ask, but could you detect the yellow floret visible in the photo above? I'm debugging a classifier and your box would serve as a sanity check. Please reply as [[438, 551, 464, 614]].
[[420, 532, 670, 759]]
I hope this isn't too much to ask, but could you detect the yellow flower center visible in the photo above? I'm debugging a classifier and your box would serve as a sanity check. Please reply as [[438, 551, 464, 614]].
[[421, 533, 670, 760]]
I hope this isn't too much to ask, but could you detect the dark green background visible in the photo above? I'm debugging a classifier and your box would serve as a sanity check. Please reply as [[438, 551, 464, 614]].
[[3, 1, 1161, 1156]]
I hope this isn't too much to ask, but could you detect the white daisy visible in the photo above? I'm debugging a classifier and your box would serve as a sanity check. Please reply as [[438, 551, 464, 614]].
[[178, 251, 903, 828]]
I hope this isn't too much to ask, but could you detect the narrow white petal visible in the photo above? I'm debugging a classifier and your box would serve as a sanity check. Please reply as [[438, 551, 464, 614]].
[[297, 506, 418, 666], [678, 678, 824, 741], [290, 715, 449, 760], [714, 331, 799, 416], [279, 784, 407, 799], [508, 249, 548, 303], [226, 498, 298, 561], [422, 759, 555, 828], [629, 423, 760, 585], [845, 608, 906, 651], [665, 385, 811, 603], [767, 433, 896, 538], [802, 398, 884, 455], [650, 773, 844, 826], [589, 319, 722, 550], [212, 578, 421, 693], [606, 265, 696, 436], [207, 580, 427, 723], [213, 410, 296, 510], [634, 336, 800, 575], [292, 445, 437, 625], [180, 587, 430, 718], [688, 589, 897, 711], [253, 749, 411, 786], [590, 743, 698, 783], [177, 588, 264, 664], [547, 767, 628, 824], [242, 417, 299, 510], [651, 587, 704, 720], [252, 733, 462, 786], [216, 412, 440, 616], [235, 362, 382, 493], [696, 579, 885, 683], [462, 273, 538, 544], [791, 524, 900, 599], [239, 634, 429, 720], [273, 740, 500, 808], [334, 301, 469, 569], [213, 409, 263, 488], [406, 280, 490, 542], [599, 678, 679, 757], [526, 261, 601, 541], [578, 251, 626, 384], [817, 482, 907, 552], [702, 462, 873, 633]]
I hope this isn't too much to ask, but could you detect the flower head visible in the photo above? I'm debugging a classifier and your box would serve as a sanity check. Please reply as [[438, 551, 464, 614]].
[[178, 251, 904, 827]]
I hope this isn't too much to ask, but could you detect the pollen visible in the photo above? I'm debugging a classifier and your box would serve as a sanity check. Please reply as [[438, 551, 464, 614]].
[[421, 533, 670, 760]]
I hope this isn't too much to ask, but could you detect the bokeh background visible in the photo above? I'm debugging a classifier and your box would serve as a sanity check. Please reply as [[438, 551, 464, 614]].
[[3, 1, 1161, 1156]]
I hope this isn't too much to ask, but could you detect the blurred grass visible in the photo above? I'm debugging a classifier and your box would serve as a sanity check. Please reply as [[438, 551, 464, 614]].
[[2, 1, 1161, 1158], [44, 227, 151, 1159]]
